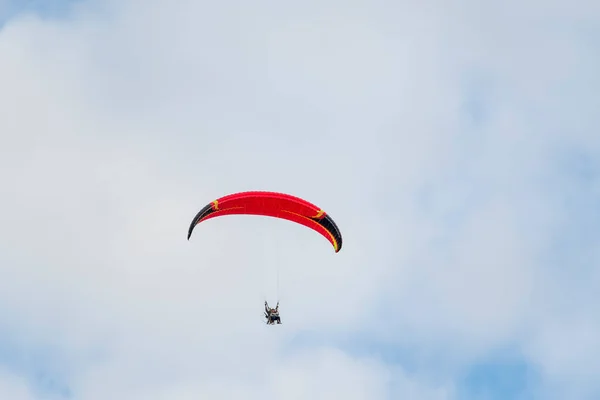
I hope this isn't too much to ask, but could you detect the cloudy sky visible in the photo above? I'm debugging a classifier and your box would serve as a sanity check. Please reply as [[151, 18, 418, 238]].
[[1, 0, 599, 399]]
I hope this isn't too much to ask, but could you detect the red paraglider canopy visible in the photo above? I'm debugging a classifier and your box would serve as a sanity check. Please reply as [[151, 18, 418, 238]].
[[187, 191, 342, 252]]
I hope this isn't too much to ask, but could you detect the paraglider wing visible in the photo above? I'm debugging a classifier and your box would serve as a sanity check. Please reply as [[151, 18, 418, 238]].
[[187, 191, 342, 252]]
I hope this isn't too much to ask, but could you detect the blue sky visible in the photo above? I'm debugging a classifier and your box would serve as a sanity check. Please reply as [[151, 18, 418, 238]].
[[0, 0, 81, 25], [0, 324, 72, 398], [1, 0, 599, 399]]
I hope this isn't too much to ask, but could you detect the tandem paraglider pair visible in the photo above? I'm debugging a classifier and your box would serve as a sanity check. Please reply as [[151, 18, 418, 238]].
[[264, 301, 280, 325], [187, 191, 343, 326]]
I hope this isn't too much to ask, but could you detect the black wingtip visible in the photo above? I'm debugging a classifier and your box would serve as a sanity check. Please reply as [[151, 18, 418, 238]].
[[187, 203, 214, 242]]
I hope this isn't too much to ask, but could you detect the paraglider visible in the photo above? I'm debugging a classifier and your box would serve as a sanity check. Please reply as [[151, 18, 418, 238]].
[[264, 301, 280, 325], [187, 190, 343, 325]]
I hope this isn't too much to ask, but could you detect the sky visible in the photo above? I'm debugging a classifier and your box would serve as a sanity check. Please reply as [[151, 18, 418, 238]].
[[0, 0, 599, 399]]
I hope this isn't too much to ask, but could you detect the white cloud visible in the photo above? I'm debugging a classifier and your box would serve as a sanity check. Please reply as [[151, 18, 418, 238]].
[[0, 367, 36, 400], [0, 0, 599, 398]]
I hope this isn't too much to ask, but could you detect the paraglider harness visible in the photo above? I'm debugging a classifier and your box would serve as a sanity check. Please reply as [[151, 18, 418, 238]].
[[264, 301, 281, 325]]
